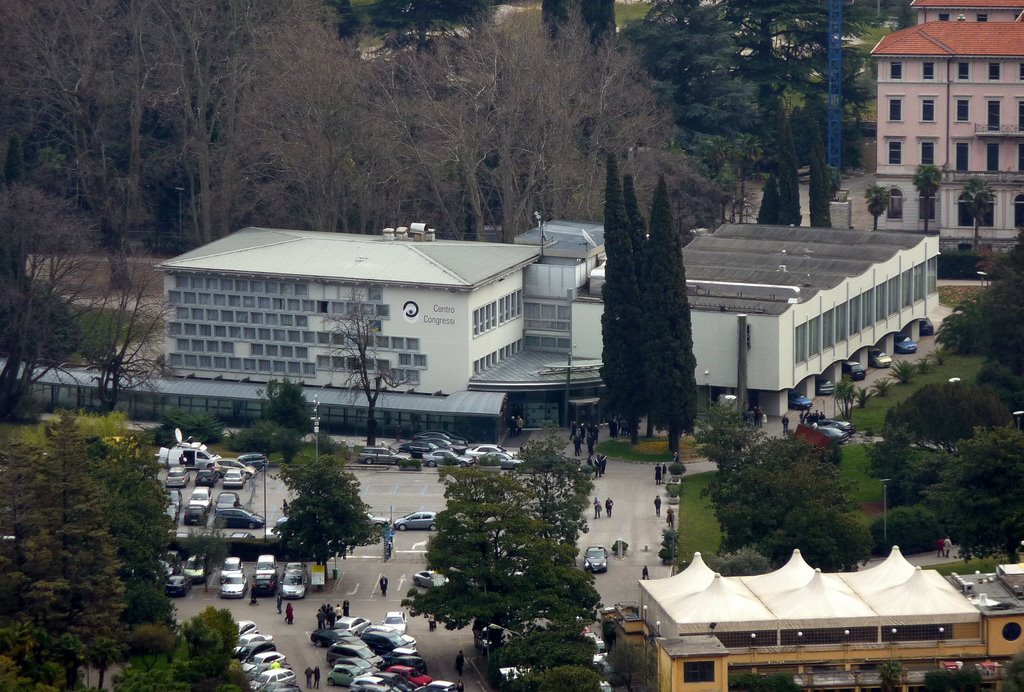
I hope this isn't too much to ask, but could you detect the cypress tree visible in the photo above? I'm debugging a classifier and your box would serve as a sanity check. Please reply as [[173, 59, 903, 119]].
[[808, 122, 831, 228], [581, 0, 616, 43], [776, 112, 801, 226], [600, 156, 644, 442], [641, 177, 698, 452], [542, 0, 569, 34], [622, 174, 647, 264], [4, 134, 26, 186], [757, 174, 780, 225]]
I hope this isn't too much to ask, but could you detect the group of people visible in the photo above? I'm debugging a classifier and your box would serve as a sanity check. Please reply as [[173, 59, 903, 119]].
[[936, 536, 954, 558], [800, 409, 828, 424], [593, 497, 614, 519], [304, 665, 322, 687], [653, 463, 669, 485], [608, 416, 633, 439], [570, 420, 601, 457], [743, 406, 768, 428], [315, 601, 350, 630], [506, 414, 526, 437], [585, 453, 609, 476]]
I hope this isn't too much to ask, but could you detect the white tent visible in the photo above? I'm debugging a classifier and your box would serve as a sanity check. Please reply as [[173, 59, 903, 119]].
[[842, 545, 916, 596], [742, 549, 816, 597], [640, 552, 717, 635], [862, 567, 980, 624], [672, 574, 778, 634], [767, 569, 879, 629]]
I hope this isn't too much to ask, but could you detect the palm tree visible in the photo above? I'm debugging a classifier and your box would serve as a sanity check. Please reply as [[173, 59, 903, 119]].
[[865, 184, 891, 231], [963, 177, 995, 249], [86, 636, 123, 690], [732, 134, 763, 223], [912, 164, 942, 234]]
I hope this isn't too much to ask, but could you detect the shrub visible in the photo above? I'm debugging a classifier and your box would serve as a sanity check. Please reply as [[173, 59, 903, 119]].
[[478, 454, 501, 467], [703, 546, 772, 576], [668, 461, 685, 477], [871, 378, 895, 397], [891, 360, 918, 384], [854, 386, 873, 409], [869, 504, 940, 555], [227, 421, 303, 463], [611, 540, 629, 555], [155, 409, 224, 446], [665, 483, 683, 498], [398, 458, 422, 470], [937, 250, 982, 279], [658, 529, 678, 563]]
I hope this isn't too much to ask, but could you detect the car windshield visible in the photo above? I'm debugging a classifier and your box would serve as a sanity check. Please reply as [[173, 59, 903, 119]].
[[586, 548, 605, 559], [223, 574, 244, 585], [285, 574, 303, 585]]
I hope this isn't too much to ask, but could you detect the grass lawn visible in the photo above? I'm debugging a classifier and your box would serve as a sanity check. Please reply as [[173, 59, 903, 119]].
[[849, 354, 984, 434], [596, 436, 698, 463], [939, 284, 981, 307], [676, 472, 721, 560], [839, 444, 878, 520], [616, 2, 650, 25]]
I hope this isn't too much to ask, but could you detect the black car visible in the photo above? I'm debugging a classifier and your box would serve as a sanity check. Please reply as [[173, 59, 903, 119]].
[[360, 629, 412, 655], [164, 574, 192, 597], [235, 640, 277, 661], [237, 452, 270, 471], [195, 468, 219, 487], [183, 504, 209, 526], [919, 318, 935, 336], [382, 653, 428, 675], [841, 360, 867, 381], [310, 629, 363, 648], [397, 440, 441, 459], [414, 430, 470, 447], [215, 507, 266, 529], [252, 572, 278, 596]]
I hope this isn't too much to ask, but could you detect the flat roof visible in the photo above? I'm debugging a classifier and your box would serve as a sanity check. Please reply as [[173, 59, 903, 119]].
[[660, 635, 730, 658], [159, 227, 540, 290], [468, 351, 604, 390], [515, 220, 605, 259], [682, 224, 930, 315]]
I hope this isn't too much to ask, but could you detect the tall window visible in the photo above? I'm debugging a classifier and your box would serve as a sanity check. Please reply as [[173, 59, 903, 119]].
[[921, 141, 935, 165], [959, 192, 995, 227], [1015, 194, 1024, 229], [956, 142, 970, 171], [987, 142, 1000, 172], [921, 99, 935, 122], [1019, 143, 1024, 171], [958, 62, 970, 80], [888, 188, 904, 219], [888, 140, 903, 165], [956, 98, 969, 122], [890, 62, 903, 79], [1018, 101, 1024, 129], [989, 63, 1001, 80], [795, 323, 807, 363], [923, 62, 935, 80], [988, 100, 1001, 130], [889, 98, 903, 121]]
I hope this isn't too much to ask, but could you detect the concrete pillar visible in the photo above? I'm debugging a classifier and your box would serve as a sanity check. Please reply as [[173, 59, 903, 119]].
[[737, 314, 748, 410]]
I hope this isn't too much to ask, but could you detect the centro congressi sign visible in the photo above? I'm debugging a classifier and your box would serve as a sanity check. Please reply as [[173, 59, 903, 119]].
[[403, 300, 456, 326]]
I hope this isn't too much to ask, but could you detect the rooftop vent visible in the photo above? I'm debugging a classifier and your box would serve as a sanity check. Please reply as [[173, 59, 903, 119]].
[[395, 226, 408, 240], [409, 222, 426, 241], [382, 227, 396, 241]]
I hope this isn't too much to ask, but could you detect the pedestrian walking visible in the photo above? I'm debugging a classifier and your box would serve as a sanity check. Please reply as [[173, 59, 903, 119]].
[[316, 611, 325, 630], [305, 667, 314, 687], [455, 650, 465, 677], [605, 497, 613, 518], [654, 465, 662, 485], [343, 600, 350, 617], [285, 602, 294, 625], [661, 463, 668, 479], [456, 681, 465, 692], [593, 498, 602, 519], [313, 665, 321, 688], [573, 434, 582, 456], [672, 451, 679, 465], [654, 496, 662, 517], [666, 507, 675, 528], [379, 575, 389, 597], [598, 454, 607, 477], [277, 591, 283, 614], [642, 565, 650, 580], [936, 537, 945, 557], [570, 420, 578, 438], [944, 536, 953, 558], [782, 415, 790, 434]]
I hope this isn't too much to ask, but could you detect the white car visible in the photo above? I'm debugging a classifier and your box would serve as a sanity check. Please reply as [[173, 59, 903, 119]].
[[463, 444, 508, 458], [333, 616, 372, 635], [220, 571, 248, 599], [165, 467, 190, 488], [222, 469, 246, 490], [189, 487, 212, 510], [223, 557, 243, 574], [237, 620, 259, 636], [242, 650, 288, 674], [381, 611, 407, 634], [237, 632, 273, 648], [250, 667, 297, 689], [281, 567, 307, 599]]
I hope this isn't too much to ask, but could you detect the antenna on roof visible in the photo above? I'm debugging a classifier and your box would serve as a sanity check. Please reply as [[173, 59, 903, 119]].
[[534, 210, 544, 258]]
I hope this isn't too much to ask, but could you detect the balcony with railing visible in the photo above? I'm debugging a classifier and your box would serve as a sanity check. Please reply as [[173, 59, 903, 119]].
[[943, 169, 1024, 184], [974, 124, 1024, 137]]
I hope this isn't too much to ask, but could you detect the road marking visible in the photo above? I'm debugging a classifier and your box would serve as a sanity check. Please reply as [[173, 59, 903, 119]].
[[412, 540, 427, 550], [397, 575, 406, 592], [348, 583, 359, 595]]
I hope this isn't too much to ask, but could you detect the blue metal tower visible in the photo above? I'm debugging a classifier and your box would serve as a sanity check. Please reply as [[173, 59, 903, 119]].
[[827, 0, 843, 170]]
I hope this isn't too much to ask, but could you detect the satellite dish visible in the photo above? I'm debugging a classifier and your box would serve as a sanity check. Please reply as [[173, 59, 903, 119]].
[[174, 428, 183, 444]]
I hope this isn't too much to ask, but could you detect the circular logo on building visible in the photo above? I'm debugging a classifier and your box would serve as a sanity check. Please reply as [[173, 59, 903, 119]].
[[403, 300, 420, 323]]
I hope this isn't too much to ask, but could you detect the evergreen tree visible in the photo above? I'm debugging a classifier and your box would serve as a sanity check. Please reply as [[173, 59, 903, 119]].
[[622, 175, 647, 273], [757, 175, 780, 225], [581, 0, 616, 43], [776, 112, 801, 226], [808, 122, 831, 228], [371, 0, 491, 49], [600, 156, 644, 442], [641, 177, 698, 451], [542, 0, 569, 33], [326, 0, 358, 39], [4, 135, 25, 185]]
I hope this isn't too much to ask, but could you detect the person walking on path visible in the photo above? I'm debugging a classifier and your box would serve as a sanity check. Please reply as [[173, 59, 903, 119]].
[[455, 650, 465, 677], [666, 507, 675, 528], [313, 665, 321, 688], [655, 465, 662, 485], [661, 463, 668, 479], [277, 591, 283, 614], [306, 667, 314, 687], [642, 565, 650, 580], [456, 681, 465, 692], [654, 496, 662, 517], [593, 498, 602, 519], [936, 537, 945, 557], [379, 575, 389, 597], [285, 602, 294, 625], [573, 434, 582, 456], [605, 497, 614, 518], [944, 536, 953, 558], [316, 610, 325, 630]]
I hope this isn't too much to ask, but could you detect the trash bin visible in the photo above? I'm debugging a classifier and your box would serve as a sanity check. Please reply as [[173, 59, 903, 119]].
[[332, 568, 338, 580]]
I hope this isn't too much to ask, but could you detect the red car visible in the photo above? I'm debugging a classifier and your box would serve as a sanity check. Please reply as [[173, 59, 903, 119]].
[[386, 665, 432, 687]]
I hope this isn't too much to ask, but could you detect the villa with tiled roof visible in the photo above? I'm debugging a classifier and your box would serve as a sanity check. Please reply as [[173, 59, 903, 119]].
[[911, 0, 1024, 23]]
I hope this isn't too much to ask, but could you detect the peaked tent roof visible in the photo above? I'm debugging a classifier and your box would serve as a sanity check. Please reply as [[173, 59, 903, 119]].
[[861, 567, 980, 624], [767, 570, 880, 629], [742, 549, 816, 597], [672, 575, 779, 635]]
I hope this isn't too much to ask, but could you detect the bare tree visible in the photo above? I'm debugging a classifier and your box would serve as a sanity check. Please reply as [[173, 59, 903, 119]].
[[81, 256, 168, 412], [326, 290, 407, 446], [0, 185, 97, 420]]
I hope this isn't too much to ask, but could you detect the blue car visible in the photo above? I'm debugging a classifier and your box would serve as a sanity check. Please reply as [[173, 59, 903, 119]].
[[893, 336, 918, 354], [787, 390, 813, 411]]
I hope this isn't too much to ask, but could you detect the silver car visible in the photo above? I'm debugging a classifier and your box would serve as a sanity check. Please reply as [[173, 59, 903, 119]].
[[393, 511, 437, 531], [165, 467, 190, 488], [219, 571, 248, 599], [281, 568, 307, 599]]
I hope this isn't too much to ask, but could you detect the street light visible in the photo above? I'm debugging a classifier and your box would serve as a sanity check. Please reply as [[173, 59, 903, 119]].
[[881, 478, 891, 546], [312, 396, 321, 460], [704, 370, 712, 410], [1013, 410, 1024, 431]]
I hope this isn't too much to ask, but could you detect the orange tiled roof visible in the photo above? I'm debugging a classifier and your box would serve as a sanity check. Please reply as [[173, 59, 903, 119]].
[[910, 0, 1022, 7], [872, 21, 1024, 55]]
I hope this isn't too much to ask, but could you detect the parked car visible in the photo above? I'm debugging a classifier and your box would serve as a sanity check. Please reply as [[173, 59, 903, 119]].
[[220, 572, 249, 599], [868, 348, 892, 368], [814, 425, 847, 444], [237, 620, 260, 636], [360, 627, 416, 655], [215, 507, 265, 530], [333, 616, 372, 636], [584, 546, 609, 573], [382, 652, 428, 675], [183, 504, 209, 526], [222, 468, 246, 490], [223, 557, 243, 574], [893, 336, 918, 354], [235, 639, 276, 661], [165, 574, 192, 597], [252, 571, 278, 597], [919, 318, 935, 336], [463, 444, 507, 459], [357, 446, 405, 465], [194, 468, 219, 487], [415, 681, 458, 692], [327, 663, 373, 687], [237, 452, 270, 471], [311, 629, 365, 648], [373, 672, 416, 692], [412, 571, 448, 588], [386, 665, 432, 687], [841, 360, 867, 381], [182, 555, 206, 583], [421, 449, 473, 467], [381, 612, 407, 635], [787, 390, 813, 411], [326, 642, 383, 667], [217, 458, 258, 479], [814, 376, 835, 396], [412, 431, 469, 452], [398, 440, 441, 459], [256, 554, 277, 574], [242, 650, 288, 675], [818, 419, 856, 436], [250, 668, 297, 689], [237, 632, 273, 648], [165, 467, 190, 488], [326, 657, 378, 677], [393, 511, 437, 531], [189, 487, 213, 509], [166, 489, 182, 521], [281, 567, 307, 599], [216, 491, 241, 515]]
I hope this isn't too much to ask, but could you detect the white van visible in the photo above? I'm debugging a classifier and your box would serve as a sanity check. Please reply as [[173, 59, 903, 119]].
[[255, 554, 277, 576]]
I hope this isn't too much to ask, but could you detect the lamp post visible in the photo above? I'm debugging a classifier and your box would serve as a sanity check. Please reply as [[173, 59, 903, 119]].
[[564, 349, 573, 427], [1014, 410, 1024, 431], [977, 270, 988, 286], [704, 370, 712, 410], [881, 478, 891, 546], [312, 396, 321, 460]]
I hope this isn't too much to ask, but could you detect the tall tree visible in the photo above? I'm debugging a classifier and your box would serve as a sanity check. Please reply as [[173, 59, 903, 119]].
[[641, 177, 698, 451], [624, 0, 755, 145], [516, 427, 593, 546], [981, 230, 1024, 375], [263, 378, 313, 434], [885, 382, 1010, 453], [371, 0, 491, 49], [732, 134, 763, 222], [963, 177, 995, 249], [581, 0, 615, 43], [864, 184, 891, 231], [776, 112, 801, 226], [911, 164, 941, 235], [600, 156, 644, 442], [542, 0, 569, 33], [808, 122, 831, 227], [4, 135, 25, 185], [277, 451, 375, 567], [757, 174, 780, 225]]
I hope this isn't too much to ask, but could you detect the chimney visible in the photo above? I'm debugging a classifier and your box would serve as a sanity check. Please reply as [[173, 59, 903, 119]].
[[409, 222, 426, 242], [395, 226, 408, 240], [382, 227, 395, 241]]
